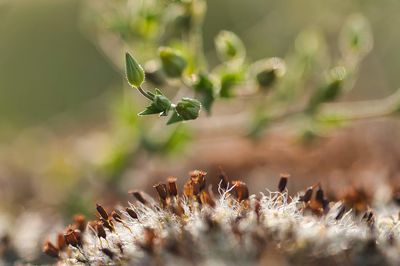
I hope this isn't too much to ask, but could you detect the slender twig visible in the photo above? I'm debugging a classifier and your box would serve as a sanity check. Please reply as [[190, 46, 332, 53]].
[[137, 86, 154, 101]]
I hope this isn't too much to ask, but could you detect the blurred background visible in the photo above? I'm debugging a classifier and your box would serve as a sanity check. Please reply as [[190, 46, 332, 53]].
[[1, 0, 400, 263]]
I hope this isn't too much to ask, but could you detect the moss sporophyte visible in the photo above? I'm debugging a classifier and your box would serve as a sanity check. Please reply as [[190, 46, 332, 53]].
[[44, 171, 400, 265]]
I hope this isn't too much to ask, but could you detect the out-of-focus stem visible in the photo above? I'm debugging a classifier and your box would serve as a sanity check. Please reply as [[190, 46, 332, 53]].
[[193, 88, 400, 133], [318, 88, 400, 121]]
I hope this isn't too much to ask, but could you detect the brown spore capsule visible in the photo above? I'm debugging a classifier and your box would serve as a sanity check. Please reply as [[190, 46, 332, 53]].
[[167, 177, 178, 197], [112, 211, 123, 223], [43, 241, 59, 258], [129, 190, 147, 205], [278, 173, 289, 192], [96, 221, 107, 239], [96, 204, 109, 220], [232, 181, 249, 201], [101, 248, 115, 259], [126, 207, 138, 219]]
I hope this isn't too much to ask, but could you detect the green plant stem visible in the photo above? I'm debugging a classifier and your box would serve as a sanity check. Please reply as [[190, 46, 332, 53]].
[[138, 86, 154, 101]]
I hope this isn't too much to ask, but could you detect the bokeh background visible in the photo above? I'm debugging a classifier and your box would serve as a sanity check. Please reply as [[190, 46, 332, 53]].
[[1, 0, 400, 263]]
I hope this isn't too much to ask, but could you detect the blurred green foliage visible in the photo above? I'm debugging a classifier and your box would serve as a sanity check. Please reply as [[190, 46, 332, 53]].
[[2, 0, 400, 129], [0, 0, 120, 128]]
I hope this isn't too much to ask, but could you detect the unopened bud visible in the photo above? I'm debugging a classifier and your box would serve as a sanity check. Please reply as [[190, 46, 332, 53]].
[[159, 47, 187, 78], [125, 52, 145, 88], [252, 57, 286, 89], [215, 30, 245, 62], [308, 66, 347, 111], [175, 98, 201, 120]]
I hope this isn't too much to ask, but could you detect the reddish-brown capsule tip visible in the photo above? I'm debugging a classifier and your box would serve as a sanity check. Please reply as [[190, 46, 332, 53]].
[[73, 214, 86, 232], [193, 170, 207, 191], [101, 218, 114, 232], [111, 211, 123, 223], [126, 208, 138, 219], [96, 204, 109, 220], [232, 181, 249, 201], [362, 210, 375, 229], [64, 229, 82, 247], [154, 183, 168, 201], [129, 190, 147, 205], [96, 221, 107, 239], [101, 248, 115, 259], [200, 190, 216, 207], [300, 186, 313, 202], [335, 204, 346, 220], [315, 185, 324, 204], [43, 241, 59, 258], [167, 177, 178, 197], [278, 173, 289, 192], [315, 184, 329, 210], [362, 210, 374, 222], [57, 233, 66, 251], [254, 198, 262, 222]]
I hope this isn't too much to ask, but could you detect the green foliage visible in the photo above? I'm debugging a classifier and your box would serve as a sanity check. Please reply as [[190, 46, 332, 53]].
[[308, 66, 347, 112], [113, 0, 399, 142], [219, 71, 243, 98], [193, 73, 215, 113]]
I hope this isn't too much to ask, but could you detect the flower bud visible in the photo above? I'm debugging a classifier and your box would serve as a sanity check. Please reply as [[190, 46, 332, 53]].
[[252, 57, 286, 89], [340, 14, 373, 60], [308, 66, 347, 111], [215, 30, 245, 62], [125, 52, 145, 88], [159, 47, 187, 78], [175, 98, 201, 120]]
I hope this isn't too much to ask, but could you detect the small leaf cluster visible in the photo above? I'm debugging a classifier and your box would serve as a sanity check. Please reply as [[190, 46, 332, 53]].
[[126, 52, 201, 124]]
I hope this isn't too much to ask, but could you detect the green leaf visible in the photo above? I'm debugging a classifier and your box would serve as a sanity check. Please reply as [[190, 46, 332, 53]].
[[220, 71, 243, 98], [125, 52, 145, 88], [193, 74, 215, 113], [167, 110, 185, 125], [159, 47, 187, 78], [139, 93, 172, 116]]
